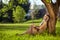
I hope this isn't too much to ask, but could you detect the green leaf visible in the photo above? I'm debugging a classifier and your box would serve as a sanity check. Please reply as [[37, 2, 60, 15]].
[[46, 0, 51, 3]]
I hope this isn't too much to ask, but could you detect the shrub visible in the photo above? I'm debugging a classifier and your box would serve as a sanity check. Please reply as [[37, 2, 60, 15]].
[[13, 6, 26, 23]]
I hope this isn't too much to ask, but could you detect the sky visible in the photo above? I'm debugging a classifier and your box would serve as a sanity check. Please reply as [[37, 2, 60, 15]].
[[29, 0, 56, 5], [2, 0, 10, 4], [29, 0, 44, 5]]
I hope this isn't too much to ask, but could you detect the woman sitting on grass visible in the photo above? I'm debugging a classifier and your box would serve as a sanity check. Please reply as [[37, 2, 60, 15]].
[[16, 13, 50, 35]]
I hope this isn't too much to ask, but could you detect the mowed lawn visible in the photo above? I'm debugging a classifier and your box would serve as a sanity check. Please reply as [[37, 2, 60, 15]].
[[0, 19, 60, 40]]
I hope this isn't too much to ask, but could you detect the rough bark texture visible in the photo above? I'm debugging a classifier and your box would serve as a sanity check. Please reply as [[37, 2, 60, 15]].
[[41, 0, 59, 34]]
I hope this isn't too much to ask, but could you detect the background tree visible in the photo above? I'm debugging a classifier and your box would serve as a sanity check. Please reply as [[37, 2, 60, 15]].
[[13, 6, 26, 23], [0, 0, 29, 23]]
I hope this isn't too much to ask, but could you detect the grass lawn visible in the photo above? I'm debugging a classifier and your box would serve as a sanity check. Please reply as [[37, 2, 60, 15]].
[[0, 19, 60, 40]]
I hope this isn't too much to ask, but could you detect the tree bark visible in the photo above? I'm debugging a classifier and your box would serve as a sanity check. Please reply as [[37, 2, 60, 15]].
[[41, 0, 59, 34]]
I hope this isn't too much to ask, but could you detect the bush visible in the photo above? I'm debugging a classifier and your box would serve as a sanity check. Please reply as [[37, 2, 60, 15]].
[[13, 6, 26, 23]]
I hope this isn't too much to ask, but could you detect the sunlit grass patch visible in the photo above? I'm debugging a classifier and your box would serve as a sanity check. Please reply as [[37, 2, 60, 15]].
[[0, 20, 60, 40]]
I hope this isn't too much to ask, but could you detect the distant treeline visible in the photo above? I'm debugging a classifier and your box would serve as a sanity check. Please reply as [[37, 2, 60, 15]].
[[0, 0, 30, 23]]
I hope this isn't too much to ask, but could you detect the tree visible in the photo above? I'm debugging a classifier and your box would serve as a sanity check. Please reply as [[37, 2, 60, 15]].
[[13, 6, 26, 23], [0, 0, 29, 23], [58, 7, 60, 21], [41, 0, 60, 34]]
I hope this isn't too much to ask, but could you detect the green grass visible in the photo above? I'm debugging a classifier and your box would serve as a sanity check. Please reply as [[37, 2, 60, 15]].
[[0, 19, 60, 40], [24, 19, 42, 23]]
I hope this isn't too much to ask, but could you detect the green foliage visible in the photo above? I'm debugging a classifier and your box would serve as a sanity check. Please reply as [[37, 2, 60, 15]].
[[7, 0, 14, 9], [0, 0, 29, 23], [46, 0, 51, 3], [0, 0, 13, 13], [3, 13, 8, 17], [18, 0, 28, 4], [13, 6, 26, 23], [1, 6, 8, 13]]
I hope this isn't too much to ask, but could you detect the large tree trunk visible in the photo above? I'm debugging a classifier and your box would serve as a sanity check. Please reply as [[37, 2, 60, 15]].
[[41, 0, 59, 34]]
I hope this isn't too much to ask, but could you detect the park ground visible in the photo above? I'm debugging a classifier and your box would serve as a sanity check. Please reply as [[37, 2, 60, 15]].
[[0, 19, 60, 40]]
